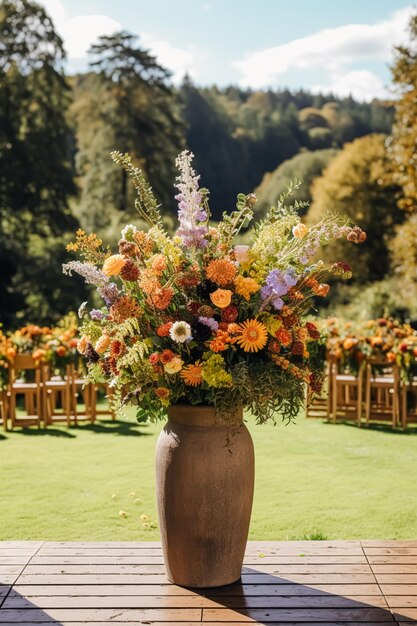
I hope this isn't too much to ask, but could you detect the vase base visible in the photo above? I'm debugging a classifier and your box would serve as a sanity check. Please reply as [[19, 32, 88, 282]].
[[167, 573, 242, 589]]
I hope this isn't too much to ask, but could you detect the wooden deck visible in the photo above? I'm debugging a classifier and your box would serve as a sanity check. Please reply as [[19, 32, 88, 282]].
[[0, 541, 416, 624]]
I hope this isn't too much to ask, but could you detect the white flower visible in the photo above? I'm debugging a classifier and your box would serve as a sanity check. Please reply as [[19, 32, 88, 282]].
[[121, 224, 137, 241], [169, 321, 192, 343]]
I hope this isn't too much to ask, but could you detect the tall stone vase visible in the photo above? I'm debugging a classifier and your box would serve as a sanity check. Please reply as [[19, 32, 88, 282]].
[[155, 404, 255, 588]]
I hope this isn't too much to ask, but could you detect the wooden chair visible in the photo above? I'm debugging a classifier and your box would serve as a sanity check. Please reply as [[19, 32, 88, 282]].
[[68, 364, 95, 426], [0, 389, 8, 431], [42, 365, 71, 427], [364, 359, 400, 428], [90, 382, 116, 421], [7, 354, 42, 429], [331, 361, 365, 426], [399, 377, 417, 429]]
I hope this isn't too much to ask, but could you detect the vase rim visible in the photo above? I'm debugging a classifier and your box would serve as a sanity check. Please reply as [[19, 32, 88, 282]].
[[167, 404, 243, 428]]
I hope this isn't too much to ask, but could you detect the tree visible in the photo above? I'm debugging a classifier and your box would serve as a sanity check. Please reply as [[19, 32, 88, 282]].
[[307, 134, 402, 283], [254, 149, 338, 217], [72, 32, 185, 239], [0, 0, 85, 325], [387, 13, 417, 212]]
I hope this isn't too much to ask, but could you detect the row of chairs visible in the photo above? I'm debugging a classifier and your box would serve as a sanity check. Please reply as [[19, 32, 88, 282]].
[[307, 358, 417, 429], [0, 354, 115, 430]]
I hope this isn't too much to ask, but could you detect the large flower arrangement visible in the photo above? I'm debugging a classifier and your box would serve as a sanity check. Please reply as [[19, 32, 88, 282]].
[[63, 151, 365, 423]]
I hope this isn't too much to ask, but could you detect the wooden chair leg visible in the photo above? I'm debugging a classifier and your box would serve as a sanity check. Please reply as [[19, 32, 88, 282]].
[[402, 386, 408, 430]]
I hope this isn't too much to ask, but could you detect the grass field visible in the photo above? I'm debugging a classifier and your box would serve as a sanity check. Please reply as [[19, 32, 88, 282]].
[[1, 412, 416, 541]]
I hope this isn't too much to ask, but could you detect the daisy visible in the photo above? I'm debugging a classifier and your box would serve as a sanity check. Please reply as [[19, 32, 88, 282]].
[[169, 321, 192, 343]]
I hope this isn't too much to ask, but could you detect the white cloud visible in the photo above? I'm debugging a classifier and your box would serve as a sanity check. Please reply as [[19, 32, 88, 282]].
[[141, 34, 197, 82], [311, 69, 391, 102], [233, 6, 413, 96], [37, 0, 121, 60]]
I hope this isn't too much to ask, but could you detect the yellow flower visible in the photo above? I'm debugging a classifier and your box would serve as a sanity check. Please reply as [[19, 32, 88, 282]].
[[164, 356, 184, 374], [180, 361, 203, 386], [210, 288, 232, 309], [103, 254, 126, 276], [234, 275, 260, 301], [236, 319, 268, 352]]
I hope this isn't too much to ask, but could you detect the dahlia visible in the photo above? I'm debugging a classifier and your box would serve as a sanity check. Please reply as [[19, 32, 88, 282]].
[[206, 259, 237, 286]]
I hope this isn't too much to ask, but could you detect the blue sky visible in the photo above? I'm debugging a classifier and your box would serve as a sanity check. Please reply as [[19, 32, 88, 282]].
[[39, 0, 413, 101]]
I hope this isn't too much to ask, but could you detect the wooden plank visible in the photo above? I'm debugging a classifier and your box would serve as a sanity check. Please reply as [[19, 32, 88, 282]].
[[376, 575, 417, 584], [362, 541, 417, 548], [202, 607, 394, 621], [0, 608, 202, 622], [385, 596, 417, 608], [15, 572, 376, 585], [21, 563, 373, 575], [3, 594, 389, 610], [365, 548, 417, 556], [28, 555, 368, 565], [371, 565, 417, 574], [381, 586, 417, 595], [12, 583, 382, 597]]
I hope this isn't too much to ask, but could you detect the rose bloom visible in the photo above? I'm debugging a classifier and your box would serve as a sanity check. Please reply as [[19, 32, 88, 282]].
[[155, 387, 170, 399], [160, 349, 175, 364], [103, 254, 127, 276], [164, 356, 183, 374], [210, 288, 232, 309], [221, 305, 238, 323], [234, 245, 250, 263], [149, 352, 160, 364]]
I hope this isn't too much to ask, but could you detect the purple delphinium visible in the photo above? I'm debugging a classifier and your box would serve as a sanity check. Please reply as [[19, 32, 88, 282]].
[[62, 261, 108, 288], [97, 283, 120, 307], [261, 268, 298, 310], [198, 316, 219, 332], [174, 150, 208, 249]]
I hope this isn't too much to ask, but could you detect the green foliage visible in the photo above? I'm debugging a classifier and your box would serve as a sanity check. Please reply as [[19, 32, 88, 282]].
[[307, 134, 403, 283], [254, 149, 338, 216], [0, 0, 86, 326]]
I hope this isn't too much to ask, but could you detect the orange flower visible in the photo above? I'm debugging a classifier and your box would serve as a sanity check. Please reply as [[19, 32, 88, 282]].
[[139, 269, 160, 295], [343, 337, 357, 350], [236, 319, 268, 352], [103, 254, 126, 276], [180, 361, 203, 386], [77, 335, 89, 354], [6, 347, 16, 360], [151, 286, 174, 310], [206, 259, 237, 286], [95, 335, 111, 354], [150, 254, 167, 276], [234, 275, 260, 301], [210, 289, 232, 309], [275, 328, 292, 347], [157, 322, 173, 337], [316, 283, 330, 297], [292, 223, 308, 238], [160, 349, 175, 364], [155, 387, 170, 399], [209, 330, 231, 352], [56, 346, 67, 358], [111, 296, 142, 323]]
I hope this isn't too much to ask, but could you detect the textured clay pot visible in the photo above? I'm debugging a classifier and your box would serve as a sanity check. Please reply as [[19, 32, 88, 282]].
[[155, 404, 254, 588]]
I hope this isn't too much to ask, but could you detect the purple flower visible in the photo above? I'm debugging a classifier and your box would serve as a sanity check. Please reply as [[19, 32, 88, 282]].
[[261, 268, 298, 310], [98, 283, 120, 307], [90, 309, 105, 320], [174, 151, 208, 249], [198, 316, 219, 332], [62, 261, 108, 287]]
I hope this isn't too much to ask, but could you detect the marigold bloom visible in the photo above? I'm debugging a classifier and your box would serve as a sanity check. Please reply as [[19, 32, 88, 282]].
[[275, 328, 292, 347], [157, 322, 173, 337], [95, 335, 111, 354], [234, 275, 260, 301], [236, 319, 268, 352], [206, 259, 237, 286], [150, 253, 167, 276], [102, 254, 126, 276], [209, 330, 231, 352], [180, 361, 203, 386], [210, 289, 232, 309], [151, 286, 174, 310]]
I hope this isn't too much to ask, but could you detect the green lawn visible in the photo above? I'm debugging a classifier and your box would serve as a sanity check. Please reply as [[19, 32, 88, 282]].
[[1, 412, 416, 541]]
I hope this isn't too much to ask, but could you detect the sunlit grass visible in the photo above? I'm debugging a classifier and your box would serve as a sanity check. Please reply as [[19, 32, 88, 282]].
[[1, 411, 416, 541]]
